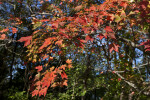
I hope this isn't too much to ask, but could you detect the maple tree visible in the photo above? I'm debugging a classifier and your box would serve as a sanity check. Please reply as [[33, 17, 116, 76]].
[[0, 0, 150, 99]]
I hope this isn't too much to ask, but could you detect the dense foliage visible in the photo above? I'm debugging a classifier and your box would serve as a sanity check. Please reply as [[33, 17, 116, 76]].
[[0, 0, 150, 100]]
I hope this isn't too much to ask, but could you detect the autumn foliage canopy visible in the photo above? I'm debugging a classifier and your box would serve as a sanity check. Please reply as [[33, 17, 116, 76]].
[[0, 0, 150, 98]]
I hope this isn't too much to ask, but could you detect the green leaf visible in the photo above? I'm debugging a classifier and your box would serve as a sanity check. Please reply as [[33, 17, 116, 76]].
[[115, 15, 121, 23], [33, 22, 42, 30], [81, 90, 86, 96]]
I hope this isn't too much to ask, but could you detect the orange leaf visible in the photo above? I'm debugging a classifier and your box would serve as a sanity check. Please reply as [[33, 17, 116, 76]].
[[62, 80, 68, 86], [60, 65, 67, 70], [0, 34, 6, 40], [55, 40, 63, 46], [0, 28, 9, 33], [12, 28, 18, 34], [39, 38, 51, 50], [18, 36, 32, 47], [32, 89, 39, 97], [39, 87, 47, 97], [75, 5, 82, 11], [89, 5, 96, 11], [40, 19, 50, 22], [68, 64, 72, 68], [66, 59, 72, 64]]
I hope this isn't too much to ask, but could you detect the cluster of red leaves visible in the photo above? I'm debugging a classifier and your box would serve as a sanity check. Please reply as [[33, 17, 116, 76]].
[[0, 27, 18, 40], [16, 0, 150, 97], [0, 14, 22, 40], [22, 0, 131, 97], [0, 0, 149, 97], [140, 40, 150, 51], [31, 59, 72, 97]]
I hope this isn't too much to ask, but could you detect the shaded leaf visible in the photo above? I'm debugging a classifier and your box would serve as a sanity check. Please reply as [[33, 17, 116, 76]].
[[35, 65, 43, 72]]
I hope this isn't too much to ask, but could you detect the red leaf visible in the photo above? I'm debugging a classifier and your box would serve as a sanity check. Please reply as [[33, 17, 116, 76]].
[[92, 22, 98, 29], [75, 5, 82, 11], [43, 55, 49, 60], [35, 81, 41, 86], [33, 30, 40, 34], [18, 36, 32, 47], [108, 33, 116, 39], [39, 37, 55, 50], [39, 87, 47, 97], [97, 33, 104, 40], [67, 17, 74, 21], [61, 72, 68, 79], [80, 39, 87, 43], [40, 19, 50, 22], [140, 40, 150, 52], [145, 47, 150, 51], [139, 1, 149, 10], [109, 43, 120, 53], [82, 27, 90, 34], [74, 42, 84, 48], [104, 26, 113, 33], [107, 14, 115, 21], [17, 0, 22, 3], [32, 89, 39, 97], [89, 5, 96, 11], [118, 78, 121, 81], [59, 32, 69, 39], [35, 65, 43, 72], [77, 38, 87, 43], [52, 22, 59, 29], [59, 22, 66, 26], [140, 40, 150, 46], [85, 35, 94, 42], [113, 43, 120, 52], [120, 1, 128, 9], [42, 80, 50, 88]]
